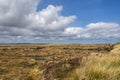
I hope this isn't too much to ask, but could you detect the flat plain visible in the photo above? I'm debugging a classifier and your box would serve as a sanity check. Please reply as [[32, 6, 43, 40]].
[[0, 44, 120, 80]]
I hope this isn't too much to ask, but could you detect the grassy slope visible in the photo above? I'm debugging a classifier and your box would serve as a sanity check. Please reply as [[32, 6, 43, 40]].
[[73, 44, 120, 80]]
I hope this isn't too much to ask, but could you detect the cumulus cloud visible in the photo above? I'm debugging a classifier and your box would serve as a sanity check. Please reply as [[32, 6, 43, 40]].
[[0, 0, 120, 43], [28, 5, 76, 31], [0, 0, 38, 27], [64, 22, 120, 39], [0, 0, 76, 41]]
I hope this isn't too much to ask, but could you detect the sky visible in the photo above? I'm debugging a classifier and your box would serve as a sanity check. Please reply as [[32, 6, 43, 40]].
[[38, 0, 120, 26], [0, 0, 120, 44]]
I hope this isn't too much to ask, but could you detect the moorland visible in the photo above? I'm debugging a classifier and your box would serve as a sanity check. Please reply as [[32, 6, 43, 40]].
[[0, 43, 120, 80]]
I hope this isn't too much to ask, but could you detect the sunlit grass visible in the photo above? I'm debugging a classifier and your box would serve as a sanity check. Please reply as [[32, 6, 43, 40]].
[[0, 44, 115, 80], [75, 44, 120, 80]]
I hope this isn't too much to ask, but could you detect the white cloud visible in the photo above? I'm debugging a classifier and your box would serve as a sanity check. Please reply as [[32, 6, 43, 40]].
[[63, 22, 120, 39], [64, 27, 83, 35], [28, 5, 76, 31], [0, 0, 76, 41], [0, 0, 38, 27], [0, 0, 120, 43]]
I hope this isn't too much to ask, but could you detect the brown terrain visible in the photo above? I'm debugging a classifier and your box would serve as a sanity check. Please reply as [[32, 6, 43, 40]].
[[0, 44, 118, 80]]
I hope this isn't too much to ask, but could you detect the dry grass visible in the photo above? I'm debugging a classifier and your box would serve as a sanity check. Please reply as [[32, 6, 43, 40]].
[[0, 44, 115, 80], [75, 44, 120, 80]]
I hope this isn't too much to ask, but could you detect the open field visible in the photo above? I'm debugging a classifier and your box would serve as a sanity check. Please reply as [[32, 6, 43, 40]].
[[0, 44, 119, 80]]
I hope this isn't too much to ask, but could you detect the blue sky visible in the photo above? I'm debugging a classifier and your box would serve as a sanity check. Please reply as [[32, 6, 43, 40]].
[[37, 0, 120, 27], [0, 0, 120, 44]]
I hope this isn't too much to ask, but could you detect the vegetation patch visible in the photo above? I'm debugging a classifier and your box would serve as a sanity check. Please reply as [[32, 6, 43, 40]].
[[0, 44, 116, 80]]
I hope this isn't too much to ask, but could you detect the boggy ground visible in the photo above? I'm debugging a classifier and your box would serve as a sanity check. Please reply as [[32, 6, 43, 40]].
[[0, 44, 114, 80]]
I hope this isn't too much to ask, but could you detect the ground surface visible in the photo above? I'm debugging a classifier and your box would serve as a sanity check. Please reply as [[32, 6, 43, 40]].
[[0, 44, 114, 80]]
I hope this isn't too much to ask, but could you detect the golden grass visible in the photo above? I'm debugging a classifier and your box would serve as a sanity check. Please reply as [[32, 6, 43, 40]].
[[75, 44, 120, 80], [0, 44, 115, 80]]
